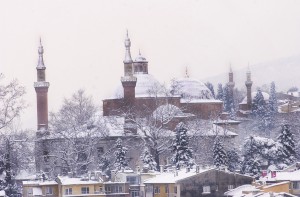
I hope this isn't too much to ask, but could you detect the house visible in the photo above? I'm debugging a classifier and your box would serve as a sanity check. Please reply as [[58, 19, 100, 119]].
[[260, 169, 300, 196], [143, 166, 253, 197], [22, 180, 58, 197]]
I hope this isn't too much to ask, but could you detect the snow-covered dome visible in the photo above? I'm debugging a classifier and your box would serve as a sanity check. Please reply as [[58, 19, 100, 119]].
[[171, 77, 214, 100], [113, 74, 162, 98], [153, 104, 183, 122], [241, 91, 270, 104], [134, 54, 148, 62]]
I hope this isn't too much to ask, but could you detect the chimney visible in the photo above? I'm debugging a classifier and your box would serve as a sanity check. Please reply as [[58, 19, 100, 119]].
[[196, 165, 200, 173], [67, 172, 73, 178], [160, 165, 164, 173], [186, 167, 190, 173]]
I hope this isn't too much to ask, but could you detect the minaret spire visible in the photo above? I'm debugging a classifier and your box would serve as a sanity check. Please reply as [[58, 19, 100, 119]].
[[37, 38, 45, 69], [34, 38, 50, 133], [245, 65, 253, 110], [124, 30, 133, 64]]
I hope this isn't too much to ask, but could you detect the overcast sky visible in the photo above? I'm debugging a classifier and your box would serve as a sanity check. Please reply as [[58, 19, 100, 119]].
[[0, 0, 300, 130]]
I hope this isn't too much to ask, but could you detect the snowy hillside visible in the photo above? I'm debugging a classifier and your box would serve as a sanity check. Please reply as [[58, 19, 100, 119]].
[[202, 55, 300, 92]]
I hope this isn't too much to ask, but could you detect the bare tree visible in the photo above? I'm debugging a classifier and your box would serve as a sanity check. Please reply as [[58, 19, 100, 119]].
[[0, 74, 26, 131], [44, 89, 109, 176]]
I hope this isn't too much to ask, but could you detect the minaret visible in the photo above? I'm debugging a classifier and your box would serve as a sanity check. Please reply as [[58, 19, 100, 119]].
[[227, 65, 235, 98], [121, 31, 137, 134], [34, 38, 50, 132], [245, 66, 253, 110], [121, 31, 137, 101]]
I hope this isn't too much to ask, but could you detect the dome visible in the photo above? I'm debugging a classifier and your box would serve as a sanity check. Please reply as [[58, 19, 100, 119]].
[[152, 104, 183, 122], [171, 77, 214, 100], [134, 54, 147, 62], [113, 74, 162, 98], [241, 91, 270, 104]]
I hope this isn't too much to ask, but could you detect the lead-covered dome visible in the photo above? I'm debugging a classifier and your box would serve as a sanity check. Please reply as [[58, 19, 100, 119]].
[[241, 91, 270, 104], [171, 77, 214, 100], [113, 74, 162, 98]]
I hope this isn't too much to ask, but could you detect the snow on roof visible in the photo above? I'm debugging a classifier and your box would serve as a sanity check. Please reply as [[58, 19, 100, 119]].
[[172, 77, 214, 100], [153, 104, 194, 121], [241, 91, 270, 104], [144, 168, 212, 184], [180, 98, 222, 103], [224, 184, 259, 197], [261, 170, 300, 181], [15, 170, 37, 180], [188, 122, 238, 137], [57, 176, 103, 185], [243, 192, 297, 197], [112, 74, 163, 99], [287, 91, 300, 97], [0, 190, 5, 196], [263, 181, 290, 189], [23, 180, 58, 186]]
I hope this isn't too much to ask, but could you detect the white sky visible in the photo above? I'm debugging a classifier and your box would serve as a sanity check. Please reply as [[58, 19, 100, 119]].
[[0, 0, 300, 130]]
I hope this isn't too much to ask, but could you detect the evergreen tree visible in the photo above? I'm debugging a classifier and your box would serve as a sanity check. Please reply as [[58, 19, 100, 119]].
[[241, 136, 261, 178], [277, 124, 296, 165], [171, 123, 194, 169], [114, 138, 128, 171], [216, 83, 223, 101], [223, 85, 234, 113], [227, 150, 240, 172], [213, 137, 228, 170], [205, 82, 215, 98], [269, 82, 278, 114], [140, 147, 157, 171], [3, 141, 18, 197]]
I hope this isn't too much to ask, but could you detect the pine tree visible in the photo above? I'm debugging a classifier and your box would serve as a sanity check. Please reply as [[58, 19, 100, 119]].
[[213, 137, 228, 170], [171, 123, 194, 169], [269, 82, 278, 114], [205, 82, 215, 98], [223, 85, 234, 113], [114, 138, 128, 171], [277, 124, 296, 165], [216, 83, 223, 101], [241, 158, 261, 179], [3, 141, 18, 197], [227, 150, 240, 172], [140, 147, 157, 171]]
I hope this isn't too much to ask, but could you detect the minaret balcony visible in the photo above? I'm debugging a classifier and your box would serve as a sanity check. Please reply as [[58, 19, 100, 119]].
[[121, 76, 137, 82], [245, 81, 253, 86], [34, 81, 50, 88]]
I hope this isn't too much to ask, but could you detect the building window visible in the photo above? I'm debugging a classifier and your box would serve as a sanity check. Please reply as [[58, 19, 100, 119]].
[[65, 188, 72, 195], [203, 186, 211, 194], [127, 176, 139, 184], [43, 150, 50, 162], [106, 186, 111, 193], [228, 185, 234, 190], [174, 186, 177, 194], [165, 185, 169, 193], [154, 186, 160, 194], [81, 187, 89, 194], [293, 182, 300, 189], [46, 187, 53, 195], [28, 188, 33, 195], [216, 185, 218, 191], [97, 147, 104, 157], [131, 190, 139, 197], [115, 186, 123, 193]]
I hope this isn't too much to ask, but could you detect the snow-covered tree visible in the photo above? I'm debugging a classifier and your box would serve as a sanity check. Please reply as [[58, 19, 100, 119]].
[[171, 123, 194, 169], [205, 82, 215, 98], [213, 137, 228, 169], [241, 136, 261, 178], [216, 83, 223, 101], [0, 74, 26, 132], [140, 147, 157, 171], [277, 124, 296, 165], [48, 89, 109, 175], [222, 84, 234, 114], [269, 82, 278, 114], [114, 138, 128, 171], [227, 150, 240, 172]]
